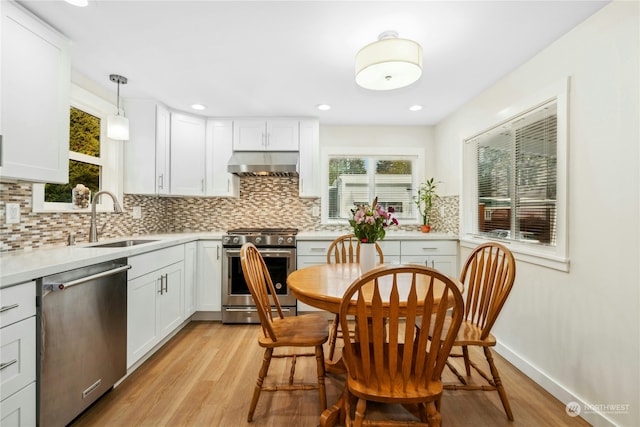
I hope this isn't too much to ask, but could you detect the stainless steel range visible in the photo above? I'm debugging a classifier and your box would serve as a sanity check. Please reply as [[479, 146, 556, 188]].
[[221, 228, 297, 323]]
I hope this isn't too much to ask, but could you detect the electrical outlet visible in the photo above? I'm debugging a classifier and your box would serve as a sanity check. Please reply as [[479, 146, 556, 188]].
[[6, 203, 20, 224], [439, 206, 445, 216], [132, 206, 142, 219], [312, 206, 320, 217]]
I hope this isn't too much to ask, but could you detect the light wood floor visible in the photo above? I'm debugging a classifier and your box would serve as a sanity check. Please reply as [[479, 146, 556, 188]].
[[71, 321, 591, 427]]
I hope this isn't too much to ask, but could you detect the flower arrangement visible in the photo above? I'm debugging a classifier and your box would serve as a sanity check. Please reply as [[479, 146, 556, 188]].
[[349, 197, 398, 243]]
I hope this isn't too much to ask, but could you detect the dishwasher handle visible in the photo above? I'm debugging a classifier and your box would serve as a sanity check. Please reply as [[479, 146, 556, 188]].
[[43, 264, 131, 291]]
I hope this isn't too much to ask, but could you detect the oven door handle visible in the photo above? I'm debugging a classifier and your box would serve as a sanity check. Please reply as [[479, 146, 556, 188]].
[[225, 307, 293, 313], [224, 249, 294, 257]]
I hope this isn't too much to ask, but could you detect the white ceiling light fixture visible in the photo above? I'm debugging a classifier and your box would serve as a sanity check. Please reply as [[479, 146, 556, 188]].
[[107, 74, 129, 141], [409, 105, 423, 111], [191, 103, 206, 111], [64, 0, 89, 7], [316, 104, 331, 111], [355, 31, 422, 91]]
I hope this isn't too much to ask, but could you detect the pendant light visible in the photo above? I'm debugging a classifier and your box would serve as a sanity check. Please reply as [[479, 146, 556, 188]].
[[107, 74, 129, 140], [355, 31, 422, 91]]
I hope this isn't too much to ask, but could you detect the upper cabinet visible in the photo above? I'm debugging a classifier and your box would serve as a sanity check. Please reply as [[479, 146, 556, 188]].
[[298, 120, 320, 198], [0, 1, 70, 183], [206, 119, 238, 197], [233, 119, 299, 151], [170, 113, 206, 196]]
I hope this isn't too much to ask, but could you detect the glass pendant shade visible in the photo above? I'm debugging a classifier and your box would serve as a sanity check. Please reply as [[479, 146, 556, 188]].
[[355, 34, 422, 91], [107, 114, 130, 140]]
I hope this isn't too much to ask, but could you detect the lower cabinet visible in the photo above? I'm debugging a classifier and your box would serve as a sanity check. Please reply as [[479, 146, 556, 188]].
[[184, 242, 198, 318], [127, 246, 185, 368], [400, 240, 458, 277], [196, 240, 222, 313]]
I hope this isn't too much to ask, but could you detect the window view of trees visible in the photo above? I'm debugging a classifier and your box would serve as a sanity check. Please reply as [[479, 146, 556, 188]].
[[45, 107, 101, 203], [328, 156, 414, 220]]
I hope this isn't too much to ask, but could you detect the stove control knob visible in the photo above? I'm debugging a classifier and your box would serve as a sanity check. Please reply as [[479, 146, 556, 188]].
[[278, 236, 285, 245], [222, 237, 230, 244], [286, 237, 294, 245], [255, 236, 262, 244], [232, 237, 240, 244]]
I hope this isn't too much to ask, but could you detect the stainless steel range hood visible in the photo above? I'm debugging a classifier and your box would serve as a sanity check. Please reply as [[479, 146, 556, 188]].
[[227, 151, 299, 177]]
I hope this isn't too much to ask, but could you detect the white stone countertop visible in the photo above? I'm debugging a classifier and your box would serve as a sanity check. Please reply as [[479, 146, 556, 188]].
[[0, 230, 458, 288]]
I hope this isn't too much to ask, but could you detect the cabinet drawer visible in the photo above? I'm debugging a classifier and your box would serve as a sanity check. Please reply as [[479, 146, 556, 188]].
[[0, 317, 36, 401], [377, 240, 400, 256], [297, 240, 333, 256], [401, 240, 457, 256], [0, 382, 36, 427], [0, 282, 36, 328], [128, 245, 184, 280]]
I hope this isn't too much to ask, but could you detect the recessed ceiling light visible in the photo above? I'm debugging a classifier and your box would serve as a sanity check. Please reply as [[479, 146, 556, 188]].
[[316, 104, 331, 111], [409, 105, 423, 112], [191, 104, 206, 111], [64, 0, 89, 6]]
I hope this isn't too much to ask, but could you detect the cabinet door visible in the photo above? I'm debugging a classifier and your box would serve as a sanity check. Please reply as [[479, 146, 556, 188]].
[[232, 120, 266, 151], [157, 262, 184, 338], [298, 120, 320, 197], [429, 255, 458, 278], [127, 273, 160, 368], [205, 119, 238, 197], [266, 119, 299, 151], [1, 1, 70, 183], [0, 382, 36, 427], [123, 99, 158, 194], [0, 317, 36, 401], [197, 241, 222, 312], [170, 113, 206, 196], [156, 104, 171, 195], [183, 242, 197, 318]]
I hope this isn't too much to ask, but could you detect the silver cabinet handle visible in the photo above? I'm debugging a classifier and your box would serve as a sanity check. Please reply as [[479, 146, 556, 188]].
[[309, 247, 326, 252], [0, 359, 18, 371], [164, 273, 169, 293], [0, 303, 19, 313], [158, 173, 164, 189], [158, 275, 164, 295], [217, 245, 220, 260]]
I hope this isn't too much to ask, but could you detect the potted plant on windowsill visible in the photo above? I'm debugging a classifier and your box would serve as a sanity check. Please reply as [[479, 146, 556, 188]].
[[414, 178, 440, 233]]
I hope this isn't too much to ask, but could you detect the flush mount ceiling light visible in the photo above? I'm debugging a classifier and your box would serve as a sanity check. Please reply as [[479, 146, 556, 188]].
[[355, 31, 422, 91], [191, 103, 206, 111], [107, 74, 129, 141], [64, 0, 89, 6]]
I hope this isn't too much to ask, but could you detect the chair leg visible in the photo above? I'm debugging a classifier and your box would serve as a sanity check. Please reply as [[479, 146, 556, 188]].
[[354, 398, 367, 427], [247, 347, 273, 422], [462, 345, 471, 376], [483, 347, 514, 421], [426, 401, 442, 427], [328, 314, 339, 361], [316, 344, 328, 410]]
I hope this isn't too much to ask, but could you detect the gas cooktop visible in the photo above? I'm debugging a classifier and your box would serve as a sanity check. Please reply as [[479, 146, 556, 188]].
[[222, 228, 298, 247]]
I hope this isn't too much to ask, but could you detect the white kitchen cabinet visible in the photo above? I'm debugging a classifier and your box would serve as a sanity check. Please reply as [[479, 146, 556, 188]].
[[127, 246, 184, 368], [0, 1, 70, 183], [205, 119, 238, 197], [123, 100, 171, 195], [298, 119, 320, 198], [0, 281, 36, 426], [183, 241, 198, 318], [196, 240, 222, 313], [170, 113, 206, 196], [233, 119, 299, 151], [400, 240, 458, 277]]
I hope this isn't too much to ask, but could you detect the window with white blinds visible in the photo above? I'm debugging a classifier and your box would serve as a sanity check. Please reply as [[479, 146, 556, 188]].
[[473, 100, 558, 246]]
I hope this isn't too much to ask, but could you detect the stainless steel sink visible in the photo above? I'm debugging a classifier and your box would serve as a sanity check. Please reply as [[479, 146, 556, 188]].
[[88, 239, 158, 248]]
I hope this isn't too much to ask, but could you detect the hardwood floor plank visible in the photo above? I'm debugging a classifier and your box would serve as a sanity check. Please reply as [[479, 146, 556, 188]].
[[71, 321, 590, 427]]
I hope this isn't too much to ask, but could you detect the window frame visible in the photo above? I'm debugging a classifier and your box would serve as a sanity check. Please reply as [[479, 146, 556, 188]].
[[33, 84, 123, 213], [321, 146, 425, 225], [461, 77, 570, 271]]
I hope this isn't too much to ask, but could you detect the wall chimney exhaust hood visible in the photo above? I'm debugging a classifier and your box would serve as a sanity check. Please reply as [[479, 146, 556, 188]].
[[227, 151, 299, 177]]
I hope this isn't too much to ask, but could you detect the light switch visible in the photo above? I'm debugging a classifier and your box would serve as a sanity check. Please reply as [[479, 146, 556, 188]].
[[132, 206, 142, 219], [6, 203, 20, 224]]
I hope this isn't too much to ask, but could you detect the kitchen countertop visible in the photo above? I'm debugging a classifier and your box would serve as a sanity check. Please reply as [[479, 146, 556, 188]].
[[0, 230, 457, 288]]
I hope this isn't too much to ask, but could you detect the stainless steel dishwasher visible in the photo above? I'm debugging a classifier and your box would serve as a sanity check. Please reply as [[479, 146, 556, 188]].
[[39, 258, 130, 427]]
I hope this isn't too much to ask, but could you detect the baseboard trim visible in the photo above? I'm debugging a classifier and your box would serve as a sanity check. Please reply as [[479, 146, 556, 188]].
[[494, 342, 618, 427]]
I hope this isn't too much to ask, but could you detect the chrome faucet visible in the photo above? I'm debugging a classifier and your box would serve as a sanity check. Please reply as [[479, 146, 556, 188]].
[[89, 191, 124, 242]]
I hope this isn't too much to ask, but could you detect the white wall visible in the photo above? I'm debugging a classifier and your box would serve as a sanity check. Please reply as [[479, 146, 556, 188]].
[[434, 2, 639, 426]]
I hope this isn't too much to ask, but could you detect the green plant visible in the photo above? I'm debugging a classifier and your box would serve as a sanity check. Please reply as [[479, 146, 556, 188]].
[[414, 178, 440, 226]]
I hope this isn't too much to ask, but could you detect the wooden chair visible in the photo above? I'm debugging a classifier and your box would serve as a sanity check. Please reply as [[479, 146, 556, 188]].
[[337, 265, 464, 426], [240, 243, 329, 422], [326, 234, 384, 363], [440, 242, 517, 420]]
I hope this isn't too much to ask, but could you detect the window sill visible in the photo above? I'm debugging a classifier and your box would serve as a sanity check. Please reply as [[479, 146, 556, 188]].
[[460, 236, 570, 272]]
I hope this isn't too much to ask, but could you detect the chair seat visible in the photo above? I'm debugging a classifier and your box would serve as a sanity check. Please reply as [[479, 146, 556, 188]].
[[345, 343, 444, 404], [429, 317, 497, 347], [258, 313, 329, 348]]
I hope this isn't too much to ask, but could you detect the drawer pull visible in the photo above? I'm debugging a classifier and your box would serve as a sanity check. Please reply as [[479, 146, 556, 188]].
[[422, 247, 438, 251], [0, 303, 19, 313], [0, 359, 18, 371], [309, 248, 326, 252]]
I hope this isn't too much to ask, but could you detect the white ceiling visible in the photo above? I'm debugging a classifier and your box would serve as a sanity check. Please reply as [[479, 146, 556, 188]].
[[18, 0, 608, 126]]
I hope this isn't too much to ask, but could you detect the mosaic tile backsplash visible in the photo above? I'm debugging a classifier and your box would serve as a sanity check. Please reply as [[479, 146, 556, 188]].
[[0, 179, 459, 252]]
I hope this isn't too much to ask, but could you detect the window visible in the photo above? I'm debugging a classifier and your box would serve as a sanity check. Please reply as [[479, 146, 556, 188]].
[[323, 148, 424, 224], [461, 78, 569, 271], [33, 84, 122, 212]]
